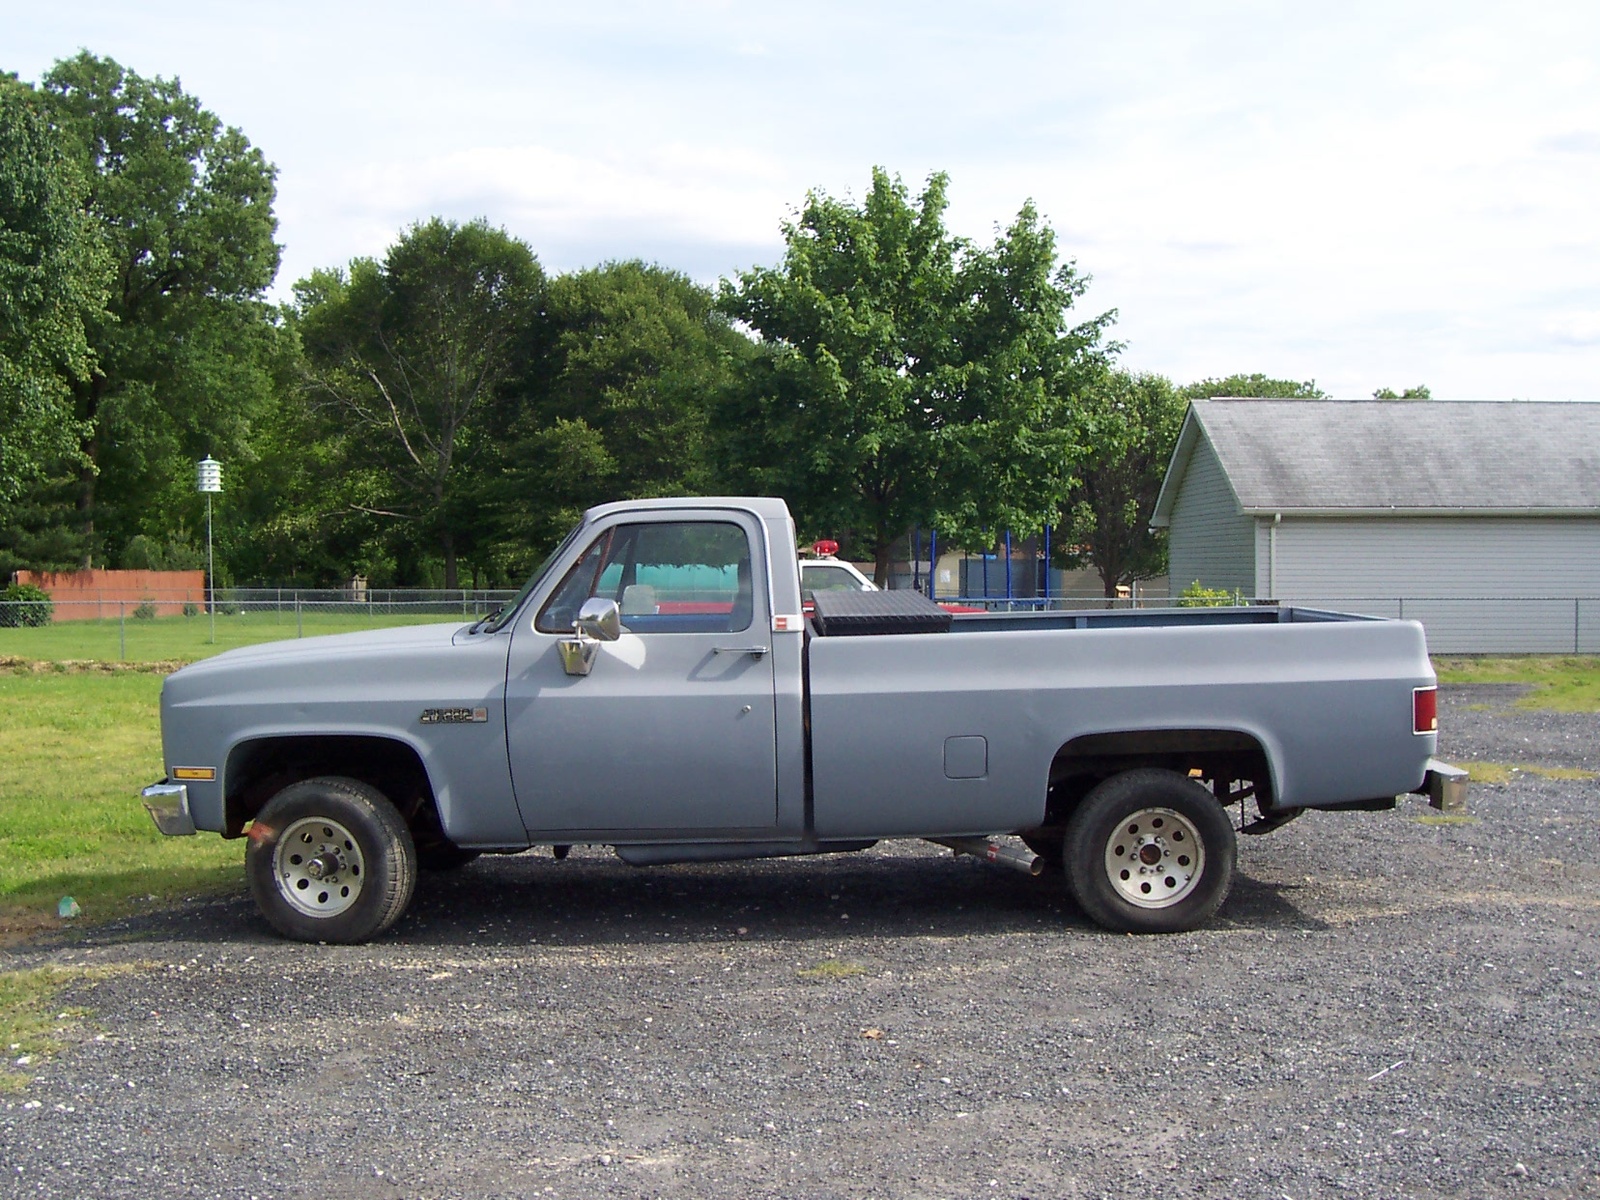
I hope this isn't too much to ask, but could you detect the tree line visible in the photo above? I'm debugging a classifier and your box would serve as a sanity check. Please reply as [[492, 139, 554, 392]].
[[3, 52, 1377, 598]]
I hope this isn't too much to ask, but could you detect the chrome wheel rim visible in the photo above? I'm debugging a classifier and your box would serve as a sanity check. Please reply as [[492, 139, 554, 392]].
[[273, 816, 365, 917], [1103, 807, 1205, 909]]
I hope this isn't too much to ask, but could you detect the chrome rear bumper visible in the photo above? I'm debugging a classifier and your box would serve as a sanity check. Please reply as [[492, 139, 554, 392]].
[[1422, 759, 1469, 812], [141, 780, 197, 836]]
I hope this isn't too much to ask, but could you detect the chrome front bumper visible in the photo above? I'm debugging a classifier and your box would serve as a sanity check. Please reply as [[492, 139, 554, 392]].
[[141, 780, 197, 837]]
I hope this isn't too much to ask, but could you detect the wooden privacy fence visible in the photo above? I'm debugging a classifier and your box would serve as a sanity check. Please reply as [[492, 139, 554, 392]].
[[12, 569, 206, 620]]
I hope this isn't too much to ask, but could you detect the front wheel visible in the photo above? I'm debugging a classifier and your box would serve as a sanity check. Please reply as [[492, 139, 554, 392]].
[[1063, 769, 1236, 934], [246, 777, 416, 944]]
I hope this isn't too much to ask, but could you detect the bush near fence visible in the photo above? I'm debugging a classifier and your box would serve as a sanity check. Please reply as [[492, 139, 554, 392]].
[[0, 583, 53, 627]]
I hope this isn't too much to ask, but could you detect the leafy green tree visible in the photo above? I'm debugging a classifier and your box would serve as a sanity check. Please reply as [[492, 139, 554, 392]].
[[0, 79, 106, 504], [1055, 370, 1186, 597], [37, 52, 282, 566], [296, 218, 545, 588], [1372, 384, 1430, 399], [472, 260, 748, 576], [538, 261, 745, 499], [1179, 373, 1325, 400], [718, 168, 1109, 584]]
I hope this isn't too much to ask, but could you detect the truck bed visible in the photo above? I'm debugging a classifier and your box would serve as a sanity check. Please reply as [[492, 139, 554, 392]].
[[805, 607, 1434, 838]]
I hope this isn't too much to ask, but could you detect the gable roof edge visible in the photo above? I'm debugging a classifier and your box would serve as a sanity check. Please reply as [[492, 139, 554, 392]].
[[1150, 402, 1246, 528]]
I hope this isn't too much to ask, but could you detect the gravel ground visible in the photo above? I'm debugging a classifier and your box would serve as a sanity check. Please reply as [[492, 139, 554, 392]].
[[4, 685, 1599, 1200]]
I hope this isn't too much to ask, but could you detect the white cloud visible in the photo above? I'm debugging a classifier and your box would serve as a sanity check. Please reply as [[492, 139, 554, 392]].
[[8, 0, 1600, 397]]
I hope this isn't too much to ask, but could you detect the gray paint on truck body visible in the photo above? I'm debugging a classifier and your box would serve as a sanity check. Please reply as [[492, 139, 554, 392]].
[[807, 615, 1432, 838], [154, 497, 1436, 851]]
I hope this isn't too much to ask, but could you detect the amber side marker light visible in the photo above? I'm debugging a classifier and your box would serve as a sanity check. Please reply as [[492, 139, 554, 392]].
[[172, 766, 216, 781], [1413, 686, 1438, 734]]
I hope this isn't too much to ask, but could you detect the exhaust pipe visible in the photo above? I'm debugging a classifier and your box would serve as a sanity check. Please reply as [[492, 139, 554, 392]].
[[929, 836, 1044, 877]]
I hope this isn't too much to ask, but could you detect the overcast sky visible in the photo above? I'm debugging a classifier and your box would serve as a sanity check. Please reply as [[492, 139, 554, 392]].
[[6, 1, 1599, 399]]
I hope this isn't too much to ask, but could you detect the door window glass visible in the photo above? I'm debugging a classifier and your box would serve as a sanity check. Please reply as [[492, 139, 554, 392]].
[[536, 521, 754, 634]]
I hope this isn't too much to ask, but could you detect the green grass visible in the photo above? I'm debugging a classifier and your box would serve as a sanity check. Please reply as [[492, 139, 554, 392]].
[[1446, 759, 1596, 786], [1433, 655, 1600, 712], [1451, 760, 1515, 785], [797, 958, 867, 981], [0, 964, 139, 1091], [0, 609, 467, 665], [0, 610, 471, 945], [0, 669, 242, 942]]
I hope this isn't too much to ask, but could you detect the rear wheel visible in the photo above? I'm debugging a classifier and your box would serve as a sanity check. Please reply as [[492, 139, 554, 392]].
[[1063, 768, 1236, 934], [246, 776, 416, 944]]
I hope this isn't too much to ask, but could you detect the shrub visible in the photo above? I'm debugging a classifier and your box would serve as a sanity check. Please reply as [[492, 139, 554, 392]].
[[132, 599, 158, 620], [182, 601, 200, 618], [1176, 580, 1237, 608], [0, 583, 53, 627], [120, 534, 205, 571]]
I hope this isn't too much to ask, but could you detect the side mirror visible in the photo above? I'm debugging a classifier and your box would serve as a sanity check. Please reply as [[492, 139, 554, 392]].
[[574, 597, 622, 642]]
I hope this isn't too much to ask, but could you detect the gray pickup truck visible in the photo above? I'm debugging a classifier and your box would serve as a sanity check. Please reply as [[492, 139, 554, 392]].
[[142, 496, 1463, 944]]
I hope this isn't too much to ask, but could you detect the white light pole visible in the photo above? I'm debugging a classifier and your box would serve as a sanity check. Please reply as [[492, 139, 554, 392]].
[[197, 456, 222, 644]]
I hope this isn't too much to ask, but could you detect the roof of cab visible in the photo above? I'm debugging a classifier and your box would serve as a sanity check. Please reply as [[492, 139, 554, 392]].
[[582, 496, 793, 523]]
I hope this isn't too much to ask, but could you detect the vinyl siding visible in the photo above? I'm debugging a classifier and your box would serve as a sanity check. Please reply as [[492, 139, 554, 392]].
[[1166, 437, 1255, 595], [1270, 517, 1600, 653]]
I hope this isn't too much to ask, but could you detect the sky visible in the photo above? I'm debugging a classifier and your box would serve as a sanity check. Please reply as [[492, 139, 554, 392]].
[[5, 0, 1599, 400]]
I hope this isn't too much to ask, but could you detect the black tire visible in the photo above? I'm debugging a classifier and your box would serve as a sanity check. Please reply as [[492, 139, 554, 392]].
[[246, 776, 416, 944], [416, 841, 481, 872], [1063, 768, 1236, 934]]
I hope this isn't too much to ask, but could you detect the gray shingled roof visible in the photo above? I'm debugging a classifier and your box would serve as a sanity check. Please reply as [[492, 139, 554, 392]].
[[1152, 399, 1600, 523]]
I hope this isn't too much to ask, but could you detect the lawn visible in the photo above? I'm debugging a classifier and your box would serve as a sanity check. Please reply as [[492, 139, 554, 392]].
[[0, 607, 476, 942], [0, 607, 466, 664], [1433, 655, 1600, 711], [0, 667, 242, 945]]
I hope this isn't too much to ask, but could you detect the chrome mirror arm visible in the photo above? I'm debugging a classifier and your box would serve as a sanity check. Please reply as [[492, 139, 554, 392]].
[[560, 597, 622, 676]]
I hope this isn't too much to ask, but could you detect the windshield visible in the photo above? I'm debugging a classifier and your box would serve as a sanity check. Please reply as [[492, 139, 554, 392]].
[[479, 521, 585, 634]]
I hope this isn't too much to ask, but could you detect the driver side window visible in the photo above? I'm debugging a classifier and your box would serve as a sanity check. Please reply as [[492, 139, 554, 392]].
[[536, 521, 754, 635]]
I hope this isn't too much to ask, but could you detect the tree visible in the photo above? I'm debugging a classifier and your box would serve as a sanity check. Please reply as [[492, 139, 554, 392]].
[[1179, 373, 1324, 400], [484, 260, 746, 575], [1372, 384, 1430, 399], [297, 218, 544, 589], [37, 51, 282, 566], [540, 261, 745, 498], [717, 168, 1109, 584], [1054, 370, 1186, 597], [0, 79, 106, 504]]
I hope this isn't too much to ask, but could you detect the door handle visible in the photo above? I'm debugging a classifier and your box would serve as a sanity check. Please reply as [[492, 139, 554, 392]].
[[713, 645, 769, 657]]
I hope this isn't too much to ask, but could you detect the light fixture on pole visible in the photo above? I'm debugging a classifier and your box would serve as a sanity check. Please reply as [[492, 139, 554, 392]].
[[197, 456, 222, 643]]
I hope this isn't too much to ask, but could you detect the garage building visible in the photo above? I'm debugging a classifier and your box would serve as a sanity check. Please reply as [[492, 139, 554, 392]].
[[1150, 398, 1600, 652]]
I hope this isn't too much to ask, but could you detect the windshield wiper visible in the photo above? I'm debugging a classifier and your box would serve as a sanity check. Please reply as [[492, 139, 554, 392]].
[[468, 605, 505, 635]]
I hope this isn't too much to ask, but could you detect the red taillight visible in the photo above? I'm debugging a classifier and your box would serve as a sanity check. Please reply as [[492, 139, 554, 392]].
[[1413, 686, 1438, 734]]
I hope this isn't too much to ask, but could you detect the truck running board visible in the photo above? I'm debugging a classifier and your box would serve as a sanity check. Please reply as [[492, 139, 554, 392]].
[[613, 839, 876, 866], [1238, 806, 1305, 836]]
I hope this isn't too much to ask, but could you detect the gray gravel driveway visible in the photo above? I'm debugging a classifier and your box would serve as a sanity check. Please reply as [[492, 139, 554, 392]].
[[4, 685, 1598, 1199]]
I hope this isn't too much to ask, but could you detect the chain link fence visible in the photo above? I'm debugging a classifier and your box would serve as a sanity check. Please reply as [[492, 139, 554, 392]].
[[3, 590, 1597, 656], [928, 593, 1600, 654], [0, 589, 518, 661]]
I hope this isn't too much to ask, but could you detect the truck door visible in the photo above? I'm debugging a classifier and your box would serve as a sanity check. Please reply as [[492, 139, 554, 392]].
[[503, 511, 779, 836]]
